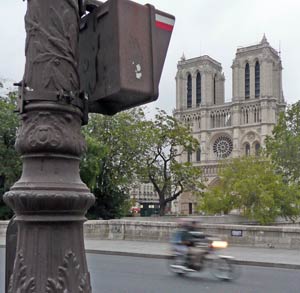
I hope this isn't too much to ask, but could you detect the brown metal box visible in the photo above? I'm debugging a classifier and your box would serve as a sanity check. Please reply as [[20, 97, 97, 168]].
[[79, 0, 175, 115]]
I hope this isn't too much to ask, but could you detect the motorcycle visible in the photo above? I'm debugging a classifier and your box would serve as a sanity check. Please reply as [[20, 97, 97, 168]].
[[168, 230, 237, 281]]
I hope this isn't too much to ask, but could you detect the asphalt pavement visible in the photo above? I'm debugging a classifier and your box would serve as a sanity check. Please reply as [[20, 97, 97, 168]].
[[2, 249, 300, 293], [83, 239, 300, 270], [86, 254, 300, 293], [1, 237, 299, 270]]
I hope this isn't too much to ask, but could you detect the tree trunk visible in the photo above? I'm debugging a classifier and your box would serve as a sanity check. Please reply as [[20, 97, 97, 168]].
[[159, 199, 166, 216]]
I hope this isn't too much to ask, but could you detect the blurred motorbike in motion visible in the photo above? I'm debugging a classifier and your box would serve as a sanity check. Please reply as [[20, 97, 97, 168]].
[[168, 229, 237, 281]]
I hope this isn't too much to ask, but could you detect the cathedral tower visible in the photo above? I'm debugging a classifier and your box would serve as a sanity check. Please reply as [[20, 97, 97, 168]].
[[176, 55, 225, 109], [232, 35, 284, 103], [173, 36, 286, 215]]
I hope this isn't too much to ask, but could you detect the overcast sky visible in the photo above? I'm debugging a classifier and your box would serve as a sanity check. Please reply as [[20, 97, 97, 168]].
[[1, 0, 300, 114]]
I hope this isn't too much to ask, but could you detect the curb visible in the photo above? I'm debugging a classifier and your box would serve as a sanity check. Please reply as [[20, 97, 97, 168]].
[[231, 259, 300, 270], [85, 249, 300, 270], [2, 245, 300, 270], [86, 249, 167, 259]]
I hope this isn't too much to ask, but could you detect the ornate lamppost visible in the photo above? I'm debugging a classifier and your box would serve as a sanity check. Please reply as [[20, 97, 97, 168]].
[[4, 0, 95, 291], [4, 0, 174, 291]]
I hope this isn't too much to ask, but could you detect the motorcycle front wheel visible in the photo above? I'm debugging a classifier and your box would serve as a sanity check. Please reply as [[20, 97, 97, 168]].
[[167, 254, 187, 276], [210, 257, 236, 281]]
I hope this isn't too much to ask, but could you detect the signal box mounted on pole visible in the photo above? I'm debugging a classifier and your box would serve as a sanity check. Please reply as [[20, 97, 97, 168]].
[[79, 0, 175, 115]]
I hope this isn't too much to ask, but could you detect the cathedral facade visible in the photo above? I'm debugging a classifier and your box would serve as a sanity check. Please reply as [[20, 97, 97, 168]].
[[173, 36, 286, 215]]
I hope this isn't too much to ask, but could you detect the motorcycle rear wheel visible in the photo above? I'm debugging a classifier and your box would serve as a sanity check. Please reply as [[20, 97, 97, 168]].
[[210, 257, 236, 281]]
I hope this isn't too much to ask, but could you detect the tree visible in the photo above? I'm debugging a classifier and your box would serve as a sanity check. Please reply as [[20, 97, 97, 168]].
[[80, 109, 145, 219], [137, 110, 205, 216], [265, 101, 300, 183], [198, 156, 300, 224], [0, 93, 21, 219]]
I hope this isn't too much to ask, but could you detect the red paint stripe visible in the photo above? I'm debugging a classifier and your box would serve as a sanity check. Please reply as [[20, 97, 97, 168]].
[[156, 21, 173, 31]]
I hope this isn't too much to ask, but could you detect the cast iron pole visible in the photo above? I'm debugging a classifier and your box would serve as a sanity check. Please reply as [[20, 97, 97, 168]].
[[4, 0, 95, 292]]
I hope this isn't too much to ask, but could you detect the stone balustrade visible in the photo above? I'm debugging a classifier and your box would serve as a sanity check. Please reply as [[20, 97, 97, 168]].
[[1, 220, 300, 249]]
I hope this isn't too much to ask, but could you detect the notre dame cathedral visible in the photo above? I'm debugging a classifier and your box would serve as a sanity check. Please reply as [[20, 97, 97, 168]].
[[173, 35, 286, 215]]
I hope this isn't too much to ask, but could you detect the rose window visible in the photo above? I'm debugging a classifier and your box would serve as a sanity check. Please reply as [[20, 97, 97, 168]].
[[213, 136, 233, 158]]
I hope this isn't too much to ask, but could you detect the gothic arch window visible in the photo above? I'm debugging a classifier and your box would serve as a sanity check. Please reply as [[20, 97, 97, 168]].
[[211, 113, 215, 128], [196, 115, 201, 128], [241, 107, 247, 124], [187, 150, 192, 162], [245, 63, 250, 99], [196, 147, 201, 162], [213, 74, 217, 104], [245, 143, 250, 156], [225, 112, 231, 126], [245, 108, 249, 124], [187, 74, 192, 108], [255, 61, 260, 97], [196, 72, 201, 106], [216, 111, 220, 127], [255, 143, 260, 156]]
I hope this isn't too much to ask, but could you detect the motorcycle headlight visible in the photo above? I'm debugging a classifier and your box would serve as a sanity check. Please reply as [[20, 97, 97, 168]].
[[211, 240, 228, 249]]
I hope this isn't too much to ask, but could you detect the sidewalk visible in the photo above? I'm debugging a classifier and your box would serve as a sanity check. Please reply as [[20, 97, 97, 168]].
[[1, 237, 300, 269], [84, 239, 300, 269]]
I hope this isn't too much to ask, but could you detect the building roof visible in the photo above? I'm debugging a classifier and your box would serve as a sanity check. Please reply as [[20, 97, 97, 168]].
[[236, 34, 279, 57], [177, 55, 222, 70]]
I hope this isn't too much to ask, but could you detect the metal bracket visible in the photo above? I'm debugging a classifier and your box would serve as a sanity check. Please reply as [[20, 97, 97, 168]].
[[14, 81, 25, 114], [79, 0, 103, 15], [81, 92, 89, 125], [85, 0, 103, 12], [13, 82, 88, 124]]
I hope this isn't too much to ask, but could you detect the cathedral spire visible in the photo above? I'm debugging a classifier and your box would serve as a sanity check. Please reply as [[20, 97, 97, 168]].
[[260, 33, 269, 44], [180, 52, 186, 61]]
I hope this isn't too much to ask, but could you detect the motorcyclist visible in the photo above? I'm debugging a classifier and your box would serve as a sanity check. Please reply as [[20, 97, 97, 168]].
[[171, 219, 199, 269]]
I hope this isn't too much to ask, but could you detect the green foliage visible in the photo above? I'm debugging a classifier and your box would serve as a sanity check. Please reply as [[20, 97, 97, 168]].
[[265, 101, 300, 183], [0, 94, 21, 188], [0, 93, 21, 219], [81, 109, 145, 219], [0, 198, 13, 219], [137, 109, 205, 215], [199, 156, 300, 224], [81, 108, 206, 218]]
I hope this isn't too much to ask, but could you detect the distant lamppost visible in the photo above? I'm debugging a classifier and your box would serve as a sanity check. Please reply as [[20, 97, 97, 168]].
[[4, 0, 174, 292]]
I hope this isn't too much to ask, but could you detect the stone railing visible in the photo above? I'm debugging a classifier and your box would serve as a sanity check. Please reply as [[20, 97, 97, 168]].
[[201, 161, 219, 178], [83, 220, 300, 249], [2, 220, 300, 249], [0, 221, 8, 237], [84, 220, 178, 241]]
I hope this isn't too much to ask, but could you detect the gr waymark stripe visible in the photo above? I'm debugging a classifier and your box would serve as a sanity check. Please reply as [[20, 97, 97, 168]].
[[155, 14, 175, 31]]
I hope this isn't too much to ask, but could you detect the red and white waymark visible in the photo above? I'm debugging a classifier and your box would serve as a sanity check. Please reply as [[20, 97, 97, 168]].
[[155, 14, 175, 31]]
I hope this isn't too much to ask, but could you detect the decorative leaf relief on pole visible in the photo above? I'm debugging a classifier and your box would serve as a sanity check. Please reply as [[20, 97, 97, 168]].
[[15, 112, 86, 156], [46, 251, 92, 293], [24, 0, 79, 93], [8, 251, 36, 293]]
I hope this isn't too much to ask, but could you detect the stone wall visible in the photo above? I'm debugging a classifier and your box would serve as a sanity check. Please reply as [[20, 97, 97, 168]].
[[1, 220, 300, 249], [199, 223, 300, 249], [84, 220, 178, 241], [123, 215, 254, 224], [83, 220, 300, 249], [0, 221, 8, 237]]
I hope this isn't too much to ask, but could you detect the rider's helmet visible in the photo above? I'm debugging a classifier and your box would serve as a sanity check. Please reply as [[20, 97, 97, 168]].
[[178, 218, 199, 231]]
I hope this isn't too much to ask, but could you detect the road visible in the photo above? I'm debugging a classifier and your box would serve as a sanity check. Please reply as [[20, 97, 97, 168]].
[[1, 248, 299, 293]]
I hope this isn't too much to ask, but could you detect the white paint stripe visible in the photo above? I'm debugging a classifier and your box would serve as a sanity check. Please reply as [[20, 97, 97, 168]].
[[155, 14, 175, 26]]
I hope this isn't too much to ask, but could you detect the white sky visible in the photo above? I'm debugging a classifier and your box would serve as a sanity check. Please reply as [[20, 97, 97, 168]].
[[1, 0, 300, 114]]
